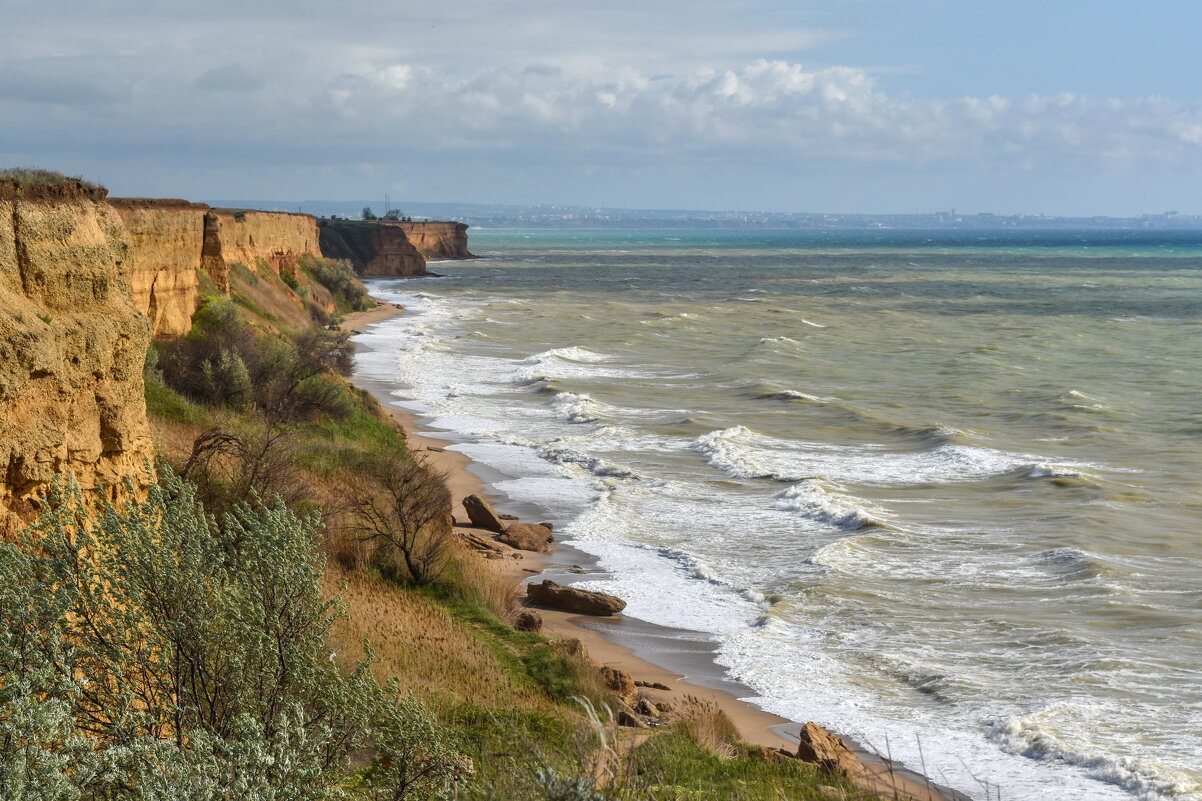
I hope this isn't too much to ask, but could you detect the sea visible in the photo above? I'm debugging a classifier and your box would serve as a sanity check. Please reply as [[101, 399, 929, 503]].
[[350, 229, 1202, 801]]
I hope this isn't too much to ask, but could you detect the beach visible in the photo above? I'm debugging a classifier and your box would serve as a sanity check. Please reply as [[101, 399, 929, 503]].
[[344, 298, 964, 801]]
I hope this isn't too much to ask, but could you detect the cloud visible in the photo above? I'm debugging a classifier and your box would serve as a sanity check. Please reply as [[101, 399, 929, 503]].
[[1, 0, 1200, 209], [195, 63, 264, 93], [296, 58, 1202, 174]]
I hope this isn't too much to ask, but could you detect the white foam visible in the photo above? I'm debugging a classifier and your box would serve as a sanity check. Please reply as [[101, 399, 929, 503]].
[[691, 425, 1045, 486]]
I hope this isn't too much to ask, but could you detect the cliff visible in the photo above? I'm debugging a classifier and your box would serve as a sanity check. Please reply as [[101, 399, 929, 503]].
[[213, 209, 320, 276], [111, 201, 322, 337], [0, 180, 153, 535], [397, 220, 474, 259], [318, 219, 428, 277]]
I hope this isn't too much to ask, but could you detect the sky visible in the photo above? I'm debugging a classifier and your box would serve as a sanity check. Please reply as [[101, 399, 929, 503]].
[[1, 0, 1201, 215]]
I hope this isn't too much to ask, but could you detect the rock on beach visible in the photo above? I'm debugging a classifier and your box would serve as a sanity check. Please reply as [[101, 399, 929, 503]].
[[526, 579, 627, 616]]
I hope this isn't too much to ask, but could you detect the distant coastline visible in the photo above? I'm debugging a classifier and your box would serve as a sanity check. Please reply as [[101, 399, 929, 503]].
[[208, 198, 1202, 231]]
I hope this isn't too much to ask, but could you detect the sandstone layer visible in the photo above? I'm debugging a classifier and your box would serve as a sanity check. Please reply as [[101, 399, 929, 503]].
[[318, 219, 428, 277], [0, 181, 153, 535], [112, 200, 323, 336], [110, 199, 209, 338], [214, 209, 320, 276]]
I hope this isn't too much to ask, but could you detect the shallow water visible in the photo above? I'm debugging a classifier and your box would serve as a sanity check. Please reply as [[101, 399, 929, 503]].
[[353, 229, 1202, 801]]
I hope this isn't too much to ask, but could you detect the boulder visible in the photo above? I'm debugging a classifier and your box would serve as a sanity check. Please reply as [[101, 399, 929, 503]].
[[599, 666, 637, 705], [513, 609, 543, 633], [462, 494, 505, 532], [614, 699, 649, 729], [635, 680, 672, 691], [795, 722, 866, 779], [526, 580, 626, 616], [635, 697, 661, 718], [498, 522, 554, 552], [457, 530, 512, 559]]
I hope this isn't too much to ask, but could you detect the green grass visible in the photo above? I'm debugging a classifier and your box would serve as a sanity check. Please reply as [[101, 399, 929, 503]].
[[229, 262, 258, 286], [232, 292, 277, 322], [196, 268, 221, 297], [628, 732, 860, 801], [145, 377, 210, 425], [0, 167, 97, 189]]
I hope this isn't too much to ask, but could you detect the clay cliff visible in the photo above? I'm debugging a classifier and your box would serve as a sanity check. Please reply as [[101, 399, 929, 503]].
[[213, 209, 320, 276], [0, 180, 153, 535], [111, 201, 322, 337], [318, 219, 428, 277], [397, 221, 475, 259]]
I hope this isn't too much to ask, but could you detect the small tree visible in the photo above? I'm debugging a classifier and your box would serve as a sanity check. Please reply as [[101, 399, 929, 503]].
[[345, 452, 453, 586], [362, 207, 377, 220]]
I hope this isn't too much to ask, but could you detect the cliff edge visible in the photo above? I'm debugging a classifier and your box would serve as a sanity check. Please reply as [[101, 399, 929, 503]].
[[0, 180, 153, 535], [397, 220, 475, 259], [318, 219, 428, 277]]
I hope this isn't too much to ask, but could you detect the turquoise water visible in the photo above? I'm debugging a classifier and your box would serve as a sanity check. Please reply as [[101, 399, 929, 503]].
[[353, 229, 1202, 800]]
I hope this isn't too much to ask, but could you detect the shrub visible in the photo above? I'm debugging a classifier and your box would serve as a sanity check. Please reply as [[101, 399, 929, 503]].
[[0, 467, 468, 800], [301, 254, 372, 313], [344, 451, 453, 586]]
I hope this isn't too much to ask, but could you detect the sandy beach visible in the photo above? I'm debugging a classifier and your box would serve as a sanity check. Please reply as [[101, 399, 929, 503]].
[[343, 298, 963, 801]]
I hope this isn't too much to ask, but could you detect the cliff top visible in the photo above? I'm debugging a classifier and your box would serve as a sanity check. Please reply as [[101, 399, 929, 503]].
[[107, 197, 209, 210], [0, 168, 107, 202]]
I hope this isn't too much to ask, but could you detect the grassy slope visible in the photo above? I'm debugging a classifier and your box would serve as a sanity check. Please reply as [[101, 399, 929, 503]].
[[142, 263, 864, 801]]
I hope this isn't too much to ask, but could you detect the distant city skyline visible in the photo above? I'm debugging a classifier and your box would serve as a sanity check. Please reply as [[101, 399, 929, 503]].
[[3, 0, 1201, 215]]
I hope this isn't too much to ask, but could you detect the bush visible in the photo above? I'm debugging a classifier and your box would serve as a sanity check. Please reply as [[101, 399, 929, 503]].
[[0, 467, 469, 800], [301, 254, 372, 313]]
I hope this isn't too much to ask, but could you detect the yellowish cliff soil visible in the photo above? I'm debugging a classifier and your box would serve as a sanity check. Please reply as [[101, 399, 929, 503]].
[[0, 181, 153, 535], [110, 199, 208, 338], [214, 209, 320, 275]]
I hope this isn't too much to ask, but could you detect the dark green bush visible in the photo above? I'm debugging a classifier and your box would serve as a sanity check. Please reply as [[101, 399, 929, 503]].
[[301, 254, 372, 313]]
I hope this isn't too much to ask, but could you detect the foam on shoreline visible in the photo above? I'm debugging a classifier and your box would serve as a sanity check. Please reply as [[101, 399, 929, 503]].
[[342, 298, 967, 801]]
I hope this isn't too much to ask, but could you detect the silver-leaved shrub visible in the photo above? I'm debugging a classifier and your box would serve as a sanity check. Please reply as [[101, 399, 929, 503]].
[[0, 465, 467, 801]]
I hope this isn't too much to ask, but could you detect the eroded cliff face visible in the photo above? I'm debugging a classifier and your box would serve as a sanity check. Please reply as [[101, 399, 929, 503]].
[[112, 202, 322, 336], [215, 210, 320, 275], [110, 199, 206, 338], [397, 221, 475, 259], [318, 219, 428, 277], [0, 181, 153, 535]]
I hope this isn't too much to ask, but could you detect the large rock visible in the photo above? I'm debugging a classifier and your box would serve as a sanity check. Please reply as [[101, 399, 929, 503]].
[[461, 494, 505, 532], [795, 722, 866, 778], [599, 666, 637, 705], [526, 580, 626, 616], [498, 522, 554, 552]]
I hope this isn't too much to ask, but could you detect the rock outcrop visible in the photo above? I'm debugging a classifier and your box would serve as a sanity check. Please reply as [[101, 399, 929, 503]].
[[110, 199, 207, 337], [795, 722, 865, 777], [318, 219, 428, 277], [462, 494, 505, 532], [0, 180, 153, 535], [526, 580, 627, 616], [215, 209, 319, 276], [112, 200, 322, 337], [498, 522, 554, 552], [397, 221, 475, 259]]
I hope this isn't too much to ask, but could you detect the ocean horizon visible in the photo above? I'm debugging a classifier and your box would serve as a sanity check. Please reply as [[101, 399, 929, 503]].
[[352, 228, 1202, 801]]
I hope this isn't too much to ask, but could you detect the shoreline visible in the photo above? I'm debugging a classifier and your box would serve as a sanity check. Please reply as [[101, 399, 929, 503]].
[[342, 297, 966, 801]]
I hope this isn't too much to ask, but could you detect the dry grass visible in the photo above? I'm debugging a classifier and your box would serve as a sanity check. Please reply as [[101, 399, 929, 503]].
[[322, 565, 553, 712], [450, 550, 521, 622], [674, 696, 741, 759]]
